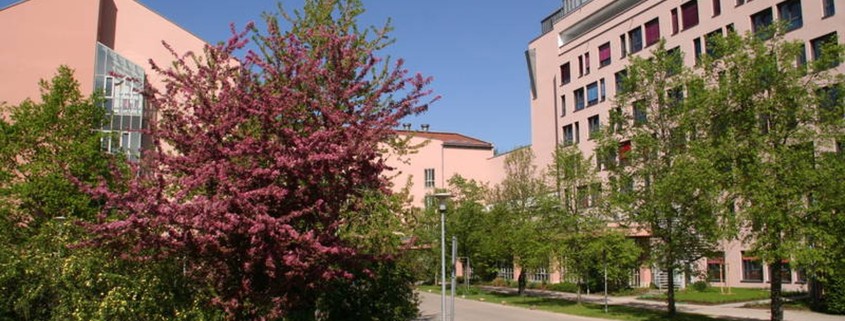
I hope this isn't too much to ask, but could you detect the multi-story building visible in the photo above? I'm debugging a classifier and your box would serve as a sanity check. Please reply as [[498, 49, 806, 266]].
[[526, 0, 843, 290], [385, 126, 500, 209], [0, 0, 208, 160]]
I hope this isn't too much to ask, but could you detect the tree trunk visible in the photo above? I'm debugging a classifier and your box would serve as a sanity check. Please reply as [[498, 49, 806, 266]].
[[577, 275, 583, 304], [770, 260, 784, 321], [667, 268, 677, 316], [517, 270, 527, 296]]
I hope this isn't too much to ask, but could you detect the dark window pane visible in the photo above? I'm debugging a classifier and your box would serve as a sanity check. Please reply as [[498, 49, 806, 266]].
[[629, 27, 643, 53], [778, 0, 803, 32]]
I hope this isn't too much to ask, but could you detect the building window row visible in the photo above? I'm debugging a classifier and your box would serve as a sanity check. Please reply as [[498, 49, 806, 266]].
[[739, 252, 806, 284], [570, 78, 608, 113]]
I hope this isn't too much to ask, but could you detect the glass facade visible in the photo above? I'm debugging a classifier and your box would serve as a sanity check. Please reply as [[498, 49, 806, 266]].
[[94, 43, 146, 161]]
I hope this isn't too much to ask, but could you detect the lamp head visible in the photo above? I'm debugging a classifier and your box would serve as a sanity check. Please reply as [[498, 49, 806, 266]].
[[433, 192, 452, 211]]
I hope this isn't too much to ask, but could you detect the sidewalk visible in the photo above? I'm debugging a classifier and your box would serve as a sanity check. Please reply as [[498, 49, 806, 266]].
[[479, 286, 845, 321]]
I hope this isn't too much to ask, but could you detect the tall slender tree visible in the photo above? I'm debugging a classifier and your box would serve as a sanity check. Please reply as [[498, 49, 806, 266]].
[[702, 27, 844, 321], [599, 42, 725, 316], [488, 147, 555, 295]]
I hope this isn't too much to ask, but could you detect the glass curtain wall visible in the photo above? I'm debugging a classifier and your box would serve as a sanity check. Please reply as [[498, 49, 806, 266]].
[[94, 42, 146, 161]]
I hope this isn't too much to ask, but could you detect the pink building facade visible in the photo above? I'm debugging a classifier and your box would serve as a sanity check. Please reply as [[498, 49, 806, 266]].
[[526, 0, 844, 291], [385, 129, 499, 209], [0, 0, 208, 160]]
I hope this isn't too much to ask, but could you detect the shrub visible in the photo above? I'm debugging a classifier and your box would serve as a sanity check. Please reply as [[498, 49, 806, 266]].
[[825, 272, 845, 314], [692, 281, 709, 292], [490, 278, 509, 287], [547, 282, 579, 293]]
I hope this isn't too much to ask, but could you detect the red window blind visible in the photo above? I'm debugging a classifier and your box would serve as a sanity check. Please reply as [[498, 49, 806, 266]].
[[599, 43, 610, 64], [645, 18, 660, 46], [682, 1, 699, 30]]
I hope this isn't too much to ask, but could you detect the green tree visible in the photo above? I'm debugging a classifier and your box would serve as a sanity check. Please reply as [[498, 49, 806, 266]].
[[702, 28, 844, 321], [0, 67, 220, 321], [599, 42, 726, 316], [488, 147, 555, 295], [444, 175, 500, 282]]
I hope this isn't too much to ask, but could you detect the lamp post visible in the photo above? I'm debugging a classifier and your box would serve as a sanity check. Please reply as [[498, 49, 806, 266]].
[[434, 192, 452, 321]]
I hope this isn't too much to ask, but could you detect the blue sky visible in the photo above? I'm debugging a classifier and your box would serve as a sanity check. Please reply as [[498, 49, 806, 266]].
[[2, 0, 561, 152]]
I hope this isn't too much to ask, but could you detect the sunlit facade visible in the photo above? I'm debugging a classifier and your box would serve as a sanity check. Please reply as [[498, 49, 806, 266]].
[[0, 0, 208, 159], [527, 0, 844, 290]]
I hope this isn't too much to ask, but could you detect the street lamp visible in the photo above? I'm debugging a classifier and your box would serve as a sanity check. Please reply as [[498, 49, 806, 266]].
[[434, 192, 452, 321]]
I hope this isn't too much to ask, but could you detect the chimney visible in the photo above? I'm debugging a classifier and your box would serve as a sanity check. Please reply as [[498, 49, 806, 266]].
[[402, 123, 412, 131], [420, 124, 430, 132]]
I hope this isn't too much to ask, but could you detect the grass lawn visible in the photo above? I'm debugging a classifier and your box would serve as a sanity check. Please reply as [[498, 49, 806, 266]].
[[417, 285, 729, 321], [639, 287, 771, 305]]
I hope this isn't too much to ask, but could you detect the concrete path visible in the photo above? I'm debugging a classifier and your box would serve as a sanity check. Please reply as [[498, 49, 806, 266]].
[[416, 291, 616, 321], [416, 286, 845, 321]]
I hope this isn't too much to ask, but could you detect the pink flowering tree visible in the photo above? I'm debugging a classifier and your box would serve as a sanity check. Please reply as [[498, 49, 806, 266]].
[[86, 1, 435, 319]]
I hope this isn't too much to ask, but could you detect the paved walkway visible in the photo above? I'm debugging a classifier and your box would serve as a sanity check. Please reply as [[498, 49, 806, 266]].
[[476, 286, 845, 321]]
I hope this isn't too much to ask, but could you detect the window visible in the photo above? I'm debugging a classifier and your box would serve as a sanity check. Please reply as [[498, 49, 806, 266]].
[[589, 183, 601, 206], [705, 29, 723, 57], [751, 8, 774, 39], [668, 87, 684, 109], [824, 0, 835, 17], [599, 42, 612, 67], [708, 254, 725, 282], [424, 168, 435, 188], [694, 37, 703, 62], [818, 86, 843, 123], [610, 107, 624, 133], [563, 124, 575, 145], [778, 0, 803, 32], [682, 0, 700, 30], [574, 88, 586, 111], [812, 32, 840, 69], [615, 69, 628, 94], [561, 95, 567, 116], [619, 140, 632, 166], [620, 34, 628, 57], [584, 53, 591, 75], [600, 78, 607, 102], [577, 185, 590, 208], [671, 8, 679, 34], [667, 47, 682, 76], [633, 101, 647, 125], [587, 82, 599, 106], [797, 43, 807, 66], [588, 115, 601, 138], [104, 76, 114, 98], [713, 0, 721, 16], [578, 56, 584, 77], [561, 62, 572, 84], [629, 27, 643, 53], [575, 121, 581, 143], [736, 0, 745, 5], [742, 253, 764, 282], [797, 268, 808, 283], [424, 195, 435, 209], [726, 23, 736, 33], [771, 262, 793, 283], [645, 18, 660, 47]]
